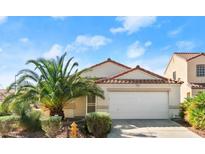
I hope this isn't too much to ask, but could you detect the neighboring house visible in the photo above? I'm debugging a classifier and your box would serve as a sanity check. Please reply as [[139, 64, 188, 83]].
[[164, 52, 205, 102], [0, 89, 14, 103], [63, 58, 182, 119], [0, 89, 7, 102]]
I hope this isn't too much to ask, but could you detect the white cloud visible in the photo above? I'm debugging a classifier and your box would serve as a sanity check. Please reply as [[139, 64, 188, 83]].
[[127, 41, 152, 59], [110, 16, 157, 34], [75, 35, 111, 48], [127, 41, 145, 58], [161, 45, 172, 51], [66, 35, 111, 52], [168, 26, 183, 37], [19, 37, 29, 43], [176, 40, 195, 50], [126, 55, 169, 75], [43, 35, 111, 59], [144, 41, 152, 47], [51, 16, 67, 20], [0, 16, 8, 24], [43, 44, 63, 59]]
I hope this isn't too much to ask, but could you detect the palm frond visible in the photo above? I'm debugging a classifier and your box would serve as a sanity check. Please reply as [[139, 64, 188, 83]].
[[5, 53, 104, 117]]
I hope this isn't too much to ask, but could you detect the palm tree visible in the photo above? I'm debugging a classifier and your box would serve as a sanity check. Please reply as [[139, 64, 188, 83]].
[[3, 53, 104, 118]]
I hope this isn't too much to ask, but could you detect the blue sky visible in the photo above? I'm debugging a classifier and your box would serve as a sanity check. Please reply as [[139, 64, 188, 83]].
[[0, 16, 205, 87]]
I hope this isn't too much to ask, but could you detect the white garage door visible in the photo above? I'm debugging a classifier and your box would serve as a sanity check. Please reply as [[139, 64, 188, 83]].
[[109, 91, 169, 119]]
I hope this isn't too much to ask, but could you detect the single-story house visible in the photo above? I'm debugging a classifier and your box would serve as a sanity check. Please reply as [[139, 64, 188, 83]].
[[63, 58, 182, 119]]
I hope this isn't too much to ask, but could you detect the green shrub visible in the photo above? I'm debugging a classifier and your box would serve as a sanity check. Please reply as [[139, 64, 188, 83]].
[[21, 110, 42, 131], [0, 115, 20, 136], [9, 99, 31, 116], [187, 104, 205, 130], [40, 116, 62, 137], [194, 92, 205, 107], [179, 97, 194, 119], [3, 98, 41, 131], [181, 92, 205, 130], [0, 103, 11, 116], [85, 112, 112, 138]]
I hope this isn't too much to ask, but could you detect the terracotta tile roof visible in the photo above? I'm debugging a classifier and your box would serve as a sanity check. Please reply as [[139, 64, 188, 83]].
[[96, 79, 183, 84], [190, 83, 205, 89], [174, 52, 205, 60], [110, 65, 168, 80], [88, 58, 131, 69], [96, 65, 183, 84]]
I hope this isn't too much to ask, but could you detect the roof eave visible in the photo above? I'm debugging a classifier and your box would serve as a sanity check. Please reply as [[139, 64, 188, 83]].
[[88, 58, 131, 70], [187, 53, 205, 62], [110, 65, 170, 81]]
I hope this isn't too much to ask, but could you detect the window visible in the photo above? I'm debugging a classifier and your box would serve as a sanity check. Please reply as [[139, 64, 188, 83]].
[[173, 71, 176, 80], [87, 95, 96, 113], [196, 64, 205, 77]]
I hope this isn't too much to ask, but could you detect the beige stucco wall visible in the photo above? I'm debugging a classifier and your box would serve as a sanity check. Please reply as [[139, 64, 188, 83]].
[[192, 89, 205, 96], [81, 62, 129, 78], [188, 56, 205, 83], [116, 69, 158, 79], [63, 96, 86, 118], [164, 55, 187, 82], [62, 83, 181, 118], [164, 54, 191, 102], [96, 83, 181, 118]]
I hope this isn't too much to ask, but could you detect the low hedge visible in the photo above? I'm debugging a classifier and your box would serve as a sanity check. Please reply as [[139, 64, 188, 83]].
[[40, 116, 62, 137], [85, 112, 112, 138], [0, 115, 20, 136]]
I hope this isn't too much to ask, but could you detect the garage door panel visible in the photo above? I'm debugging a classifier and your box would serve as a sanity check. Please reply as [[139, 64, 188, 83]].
[[108, 92, 168, 119]]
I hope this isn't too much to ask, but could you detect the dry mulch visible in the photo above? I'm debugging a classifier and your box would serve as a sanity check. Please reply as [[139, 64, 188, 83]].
[[0, 128, 47, 138], [1, 127, 87, 138], [172, 119, 205, 138], [0, 119, 89, 138], [56, 126, 88, 138]]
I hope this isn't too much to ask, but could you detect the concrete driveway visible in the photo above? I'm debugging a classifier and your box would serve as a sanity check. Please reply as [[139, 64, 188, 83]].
[[108, 120, 200, 138]]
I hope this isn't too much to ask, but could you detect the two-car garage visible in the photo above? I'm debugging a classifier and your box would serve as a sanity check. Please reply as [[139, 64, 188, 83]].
[[96, 65, 182, 120], [82, 58, 182, 120], [108, 91, 169, 119]]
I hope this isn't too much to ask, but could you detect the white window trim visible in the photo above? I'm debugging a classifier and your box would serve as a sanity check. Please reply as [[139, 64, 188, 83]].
[[196, 64, 205, 77]]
